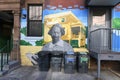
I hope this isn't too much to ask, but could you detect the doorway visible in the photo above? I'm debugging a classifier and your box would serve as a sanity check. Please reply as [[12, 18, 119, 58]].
[[0, 11, 13, 71]]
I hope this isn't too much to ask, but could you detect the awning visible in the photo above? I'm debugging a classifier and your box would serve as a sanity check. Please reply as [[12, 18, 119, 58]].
[[87, 0, 120, 6]]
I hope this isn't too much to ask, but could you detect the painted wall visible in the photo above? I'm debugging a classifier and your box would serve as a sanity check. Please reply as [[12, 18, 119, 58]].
[[112, 4, 120, 52], [20, 8, 43, 65], [20, 0, 88, 65], [20, 1, 120, 65], [20, 0, 88, 47]]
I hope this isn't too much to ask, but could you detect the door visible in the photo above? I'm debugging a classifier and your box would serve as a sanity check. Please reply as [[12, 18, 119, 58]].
[[88, 7, 111, 52]]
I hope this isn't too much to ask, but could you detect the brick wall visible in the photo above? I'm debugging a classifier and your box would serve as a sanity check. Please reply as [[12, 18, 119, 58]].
[[44, 0, 85, 9]]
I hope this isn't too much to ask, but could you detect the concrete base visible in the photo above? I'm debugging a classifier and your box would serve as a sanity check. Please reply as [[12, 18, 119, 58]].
[[0, 60, 20, 76]]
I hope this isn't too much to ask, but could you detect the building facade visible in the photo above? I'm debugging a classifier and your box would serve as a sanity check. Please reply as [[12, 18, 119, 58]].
[[0, 0, 120, 77], [20, 0, 120, 66], [0, 0, 21, 72], [0, 0, 120, 75]]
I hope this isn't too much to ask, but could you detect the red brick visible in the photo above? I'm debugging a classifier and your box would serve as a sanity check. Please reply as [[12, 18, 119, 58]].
[[45, 0, 85, 9]]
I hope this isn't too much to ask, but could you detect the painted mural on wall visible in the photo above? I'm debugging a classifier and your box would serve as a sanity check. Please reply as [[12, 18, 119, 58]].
[[112, 4, 120, 51], [20, 0, 88, 65], [43, 0, 88, 48], [20, 1, 120, 51], [20, 0, 88, 48], [20, 1, 120, 65]]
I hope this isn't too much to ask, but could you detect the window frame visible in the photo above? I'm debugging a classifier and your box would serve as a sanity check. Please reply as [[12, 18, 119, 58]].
[[27, 4, 43, 37]]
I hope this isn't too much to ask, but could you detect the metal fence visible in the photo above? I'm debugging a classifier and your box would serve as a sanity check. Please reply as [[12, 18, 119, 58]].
[[89, 28, 120, 53], [0, 40, 10, 71]]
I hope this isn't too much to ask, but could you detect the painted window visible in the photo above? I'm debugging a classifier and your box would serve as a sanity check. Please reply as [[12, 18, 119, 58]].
[[27, 4, 43, 37]]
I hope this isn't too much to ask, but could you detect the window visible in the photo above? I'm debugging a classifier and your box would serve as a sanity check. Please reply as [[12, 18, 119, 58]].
[[27, 4, 43, 36], [71, 27, 80, 35], [92, 8, 106, 27]]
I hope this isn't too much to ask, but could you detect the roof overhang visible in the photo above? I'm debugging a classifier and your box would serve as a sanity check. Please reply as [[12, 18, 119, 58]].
[[87, 0, 120, 6]]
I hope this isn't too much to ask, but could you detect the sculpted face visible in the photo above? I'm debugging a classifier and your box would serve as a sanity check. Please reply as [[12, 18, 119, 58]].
[[51, 27, 61, 43]]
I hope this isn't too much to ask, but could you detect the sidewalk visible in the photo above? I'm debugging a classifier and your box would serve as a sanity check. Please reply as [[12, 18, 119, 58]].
[[0, 66, 119, 80]]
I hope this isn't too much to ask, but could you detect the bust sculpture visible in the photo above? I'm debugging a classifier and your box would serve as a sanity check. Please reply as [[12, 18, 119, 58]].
[[42, 23, 73, 52], [27, 23, 74, 64]]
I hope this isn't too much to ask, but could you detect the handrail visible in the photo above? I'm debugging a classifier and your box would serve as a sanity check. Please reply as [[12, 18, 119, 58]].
[[0, 40, 10, 71], [89, 28, 120, 53], [90, 28, 120, 33]]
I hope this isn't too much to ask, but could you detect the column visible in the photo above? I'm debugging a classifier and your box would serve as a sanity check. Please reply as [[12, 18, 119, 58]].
[[10, 10, 21, 63]]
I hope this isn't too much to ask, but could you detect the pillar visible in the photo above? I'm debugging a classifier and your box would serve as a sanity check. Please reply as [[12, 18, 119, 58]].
[[10, 10, 21, 63]]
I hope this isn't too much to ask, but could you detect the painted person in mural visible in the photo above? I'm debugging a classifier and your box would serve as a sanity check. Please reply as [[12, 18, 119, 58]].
[[27, 23, 73, 65]]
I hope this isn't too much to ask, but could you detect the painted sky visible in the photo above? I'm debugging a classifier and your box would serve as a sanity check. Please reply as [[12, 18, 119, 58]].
[[21, 8, 120, 27], [112, 8, 120, 18], [43, 9, 88, 26], [21, 8, 27, 28]]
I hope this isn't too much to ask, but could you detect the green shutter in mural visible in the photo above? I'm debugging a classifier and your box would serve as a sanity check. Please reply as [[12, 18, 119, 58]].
[[70, 40, 79, 48]]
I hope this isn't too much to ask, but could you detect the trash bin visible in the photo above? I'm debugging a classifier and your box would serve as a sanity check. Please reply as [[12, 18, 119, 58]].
[[50, 51, 63, 72], [77, 52, 89, 73], [37, 51, 50, 71], [50, 57, 62, 71], [64, 51, 76, 74]]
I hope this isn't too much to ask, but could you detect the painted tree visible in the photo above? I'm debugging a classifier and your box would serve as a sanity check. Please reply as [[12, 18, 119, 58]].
[[112, 18, 120, 29]]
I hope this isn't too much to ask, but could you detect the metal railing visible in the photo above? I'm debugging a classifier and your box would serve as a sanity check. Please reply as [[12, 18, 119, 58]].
[[0, 40, 10, 71], [89, 28, 120, 53]]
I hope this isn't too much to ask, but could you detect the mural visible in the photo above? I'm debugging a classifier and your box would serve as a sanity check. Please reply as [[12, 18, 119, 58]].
[[20, 0, 88, 65], [20, 0, 120, 65], [20, 0, 88, 49], [112, 4, 120, 52], [20, 2, 120, 49]]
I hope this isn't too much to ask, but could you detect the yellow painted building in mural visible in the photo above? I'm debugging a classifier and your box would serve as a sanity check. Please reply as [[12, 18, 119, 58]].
[[44, 11, 86, 48]]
